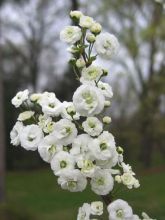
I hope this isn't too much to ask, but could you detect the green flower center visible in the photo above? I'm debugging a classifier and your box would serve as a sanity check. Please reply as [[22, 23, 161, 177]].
[[116, 209, 124, 218], [97, 177, 104, 185], [67, 29, 74, 37], [100, 142, 107, 150], [28, 134, 35, 142], [104, 40, 111, 49], [82, 160, 94, 171], [60, 160, 67, 168], [65, 127, 72, 134], [87, 69, 99, 79], [48, 145, 56, 155], [68, 180, 77, 189], [61, 127, 72, 136], [82, 92, 94, 105], [49, 103, 55, 108], [88, 120, 96, 128]]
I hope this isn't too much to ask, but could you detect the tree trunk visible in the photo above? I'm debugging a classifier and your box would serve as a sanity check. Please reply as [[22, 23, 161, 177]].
[[71, 0, 79, 11], [0, 73, 6, 202], [138, 82, 160, 167]]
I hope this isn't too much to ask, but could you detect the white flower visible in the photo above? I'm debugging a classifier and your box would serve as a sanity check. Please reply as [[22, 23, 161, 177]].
[[96, 149, 118, 169], [18, 111, 35, 121], [89, 131, 116, 160], [90, 22, 102, 34], [38, 115, 55, 134], [121, 173, 136, 189], [90, 169, 114, 195], [51, 119, 77, 145], [38, 92, 62, 117], [10, 121, 24, 146], [94, 33, 119, 59], [61, 101, 80, 120], [20, 125, 43, 151], [107, 199, 133, 220], [82, 117, 103, 137], [11, 89, 29, 108], [70, 10, 83, 19], [80, 65, 103, 84], [38, 135, 62, 163], [77, 203, 91, 220], [60, 26, 82, 44], [77, 159, 96, 178], [91, 201, 103, 216], [73, 85, 105, 117], [86, 33, 96, 43], [79, 15, 94, 28], [57, 169, 87, 192], [98, 81, 113, 99], [121, 163, 133, 173], [50, 151, 75, 175], [70, 134, 92, 161]]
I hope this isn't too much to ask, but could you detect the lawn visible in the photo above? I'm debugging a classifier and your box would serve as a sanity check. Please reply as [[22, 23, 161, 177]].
[[0, 169, 165, 220]]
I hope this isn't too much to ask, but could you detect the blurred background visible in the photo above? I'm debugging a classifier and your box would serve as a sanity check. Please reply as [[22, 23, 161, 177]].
[[0, 0, 165, 219]]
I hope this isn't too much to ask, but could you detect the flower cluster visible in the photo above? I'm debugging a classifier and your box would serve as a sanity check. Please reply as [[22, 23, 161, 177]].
[[11, 89, 130, 195], [77, 199, 156, 220], [10, 10, 156, 220], [77, 201, 103, 220]]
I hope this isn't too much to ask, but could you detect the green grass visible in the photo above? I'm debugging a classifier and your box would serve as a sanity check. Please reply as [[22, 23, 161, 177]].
[[0, 169, 165, 220]]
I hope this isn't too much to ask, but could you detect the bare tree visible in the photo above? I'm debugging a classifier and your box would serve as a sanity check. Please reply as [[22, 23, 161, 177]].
[[88, 0, 165, 167], [1, 0, 65, 91]]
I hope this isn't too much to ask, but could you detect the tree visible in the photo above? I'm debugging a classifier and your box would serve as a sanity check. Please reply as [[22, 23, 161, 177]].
[[1, 0, 67, 169], [84, 0, 165, 167]]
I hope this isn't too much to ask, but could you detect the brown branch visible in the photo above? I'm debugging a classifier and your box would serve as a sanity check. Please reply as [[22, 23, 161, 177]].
[[101, 194, 113, 206]]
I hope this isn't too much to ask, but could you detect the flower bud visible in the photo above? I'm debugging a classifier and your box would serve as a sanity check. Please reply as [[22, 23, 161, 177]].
[[86, 33, 96, 43], [70, 10, 83, 19], [103, 116, 111, 124], [102, 69, 108, 76], [115, 175, 122, 183], [18, 111, 34, 121], [69, 58, 76, 65], [67, 105, 76, 115], [63, 146, 69, 152], [104, 100, 111, 107], [67, 46, 78, 54], [90, 22, 102, 34], [76, 58, 86, 68], [134, 180, 140, 188], [117, 146, 124, 154], [30, 93, 41, 102]]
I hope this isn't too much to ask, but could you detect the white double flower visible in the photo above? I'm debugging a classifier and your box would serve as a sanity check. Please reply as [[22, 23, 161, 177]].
[[60, 26, 82, 44], [20, 124, 43, 151], [94, 33, 119, 59], [73, 85, 105, 117], [89, 131, 116, 161]]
